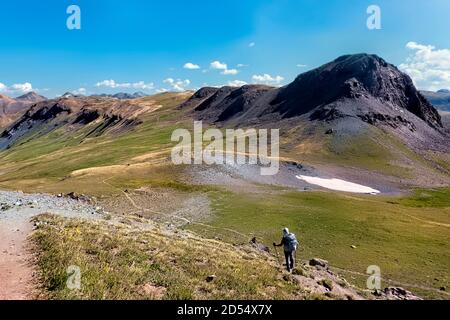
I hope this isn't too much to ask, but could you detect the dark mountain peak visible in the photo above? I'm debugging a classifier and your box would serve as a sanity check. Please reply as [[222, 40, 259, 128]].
[[191, 87, 220, 100], [179, 85, 274, 123], [437, 89, 450, 94], [332, 53, 387, 64], [271, 53, 442, 128], [321, 53, 391, 75], [15, 91, 47, 102]]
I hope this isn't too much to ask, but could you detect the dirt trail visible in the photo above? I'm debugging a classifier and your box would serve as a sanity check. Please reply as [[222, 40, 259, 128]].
[[0, 218, 34, 300], [102, 178, 249, 238], [0, 190, 100, 300]]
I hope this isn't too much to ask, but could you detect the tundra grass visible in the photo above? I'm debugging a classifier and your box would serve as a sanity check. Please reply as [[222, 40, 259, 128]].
[[31, 214, 301, 300], [187, 188, 450, 299]]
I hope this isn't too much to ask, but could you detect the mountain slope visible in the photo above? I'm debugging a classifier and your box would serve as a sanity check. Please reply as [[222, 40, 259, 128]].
[[272, 54, 441, 127], [0, 95, 155, 149], [31, 213, 371, 300], [0, 92, 46, 128]]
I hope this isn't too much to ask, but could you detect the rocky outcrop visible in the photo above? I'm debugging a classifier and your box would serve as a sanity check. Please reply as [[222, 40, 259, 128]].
[[374, 287, 422, 300], [309, 258, 329, 269], [358, 112, 416, 131]]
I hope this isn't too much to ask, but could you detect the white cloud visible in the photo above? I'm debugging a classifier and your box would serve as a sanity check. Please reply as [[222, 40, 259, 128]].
[[249, 42, 256, 48], [399, 42, 450, 91], [222, 69, 239, 75], [96, 79, 117, 88], [237, 64, 248, 68], [95, 79, 154, 90], [0, 82, 34, 95], [183, 62, 200, 70], [11, 82, 33, 93], [210, 61, 228, 70], [72, 88, 87, 95], [132, 81, 154, 90], [252, 74, 284, 86], [210, 61, 240, 76], [163, 78, 191, 92], [297, 64, 307, 68], [228, 80, 248, 87]]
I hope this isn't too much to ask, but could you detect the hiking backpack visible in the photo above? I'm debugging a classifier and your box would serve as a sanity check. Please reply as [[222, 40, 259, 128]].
[[284, 233, 299, 252]]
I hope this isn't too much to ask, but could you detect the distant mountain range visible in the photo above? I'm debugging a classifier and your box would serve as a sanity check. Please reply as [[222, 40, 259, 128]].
[[60, 91, 148, 100], [0, 90, 149, 129], [421, 90, 450, 112], [90, 92, 148, 100], [0, 93, 151, 149], [0, 91, 47, 128], [1, 54, 448, 156]]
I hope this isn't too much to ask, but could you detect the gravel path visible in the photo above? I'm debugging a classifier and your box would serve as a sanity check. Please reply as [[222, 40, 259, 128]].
[[0, 190, 101, 300]]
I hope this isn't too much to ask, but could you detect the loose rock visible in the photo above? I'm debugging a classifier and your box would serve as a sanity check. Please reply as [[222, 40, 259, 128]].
[[309, 258, 329, 269]]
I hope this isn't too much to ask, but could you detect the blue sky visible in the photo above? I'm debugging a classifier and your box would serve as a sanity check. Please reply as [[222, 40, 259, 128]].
[[1, 0, 450, 97]]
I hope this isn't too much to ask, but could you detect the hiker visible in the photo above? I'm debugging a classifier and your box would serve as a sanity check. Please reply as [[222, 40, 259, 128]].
[[273, 228, 298, 272]]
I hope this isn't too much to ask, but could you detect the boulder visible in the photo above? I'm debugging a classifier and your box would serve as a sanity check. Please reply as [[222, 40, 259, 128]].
[[381, 287, 422, 300], [67, 192, 79, 200], [309, 258, 329, 269], [250, 237, 270, 253]]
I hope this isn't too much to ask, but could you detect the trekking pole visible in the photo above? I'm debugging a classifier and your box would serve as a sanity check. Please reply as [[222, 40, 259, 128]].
[[295, 249, 298, 270], [273, 244, 282, 266]]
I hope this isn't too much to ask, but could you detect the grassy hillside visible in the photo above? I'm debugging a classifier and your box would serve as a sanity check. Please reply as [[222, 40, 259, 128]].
[[0, 93, 191, 191], [31, 214, 304, 300], [187, 188, 450, 299], [282, 122, 450, 187]]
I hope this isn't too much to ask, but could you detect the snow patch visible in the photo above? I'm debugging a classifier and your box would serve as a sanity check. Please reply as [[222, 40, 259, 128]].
[[296, 175, 380, 194]]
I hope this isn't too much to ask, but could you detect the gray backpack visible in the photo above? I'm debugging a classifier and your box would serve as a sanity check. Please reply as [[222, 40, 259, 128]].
[[284, 233, 299, 252]]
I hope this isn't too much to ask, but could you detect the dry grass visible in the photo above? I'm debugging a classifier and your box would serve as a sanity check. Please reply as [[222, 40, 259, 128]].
[[31, 214, 304, 300]]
